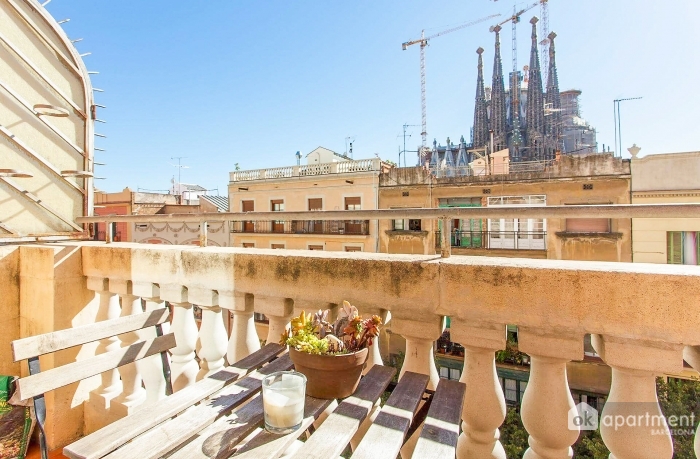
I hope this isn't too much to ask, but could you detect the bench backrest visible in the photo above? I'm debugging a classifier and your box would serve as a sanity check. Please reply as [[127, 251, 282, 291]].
[[12, 308, 175, 400]]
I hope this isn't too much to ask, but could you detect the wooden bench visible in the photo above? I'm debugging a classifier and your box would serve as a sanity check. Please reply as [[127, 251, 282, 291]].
[[10, 309, 285, 459], [13, 314, 464, 459]]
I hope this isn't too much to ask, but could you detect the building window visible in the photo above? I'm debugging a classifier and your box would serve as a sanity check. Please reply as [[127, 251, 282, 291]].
[[271, 200, 284, 233], [344, 196, 361, 210], [308, 198, 323, 211], [345, 246, 362, 252], [254, 313, 268, 323], [667, 232, 699, 265], [487, 195, 546, 250], [344, 197, 362, 234], [408, 219, 422, 231], [308, 245, 324, 251], [504, 379, 518, 403], [242, 242, 255, 248], [393, 219, 405, 230], [271, 243, 285, 249]]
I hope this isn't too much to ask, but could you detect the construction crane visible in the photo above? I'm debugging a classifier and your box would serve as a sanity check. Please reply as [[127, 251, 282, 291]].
[[402, 14, 500, 160], [489, 2, 538, 151]]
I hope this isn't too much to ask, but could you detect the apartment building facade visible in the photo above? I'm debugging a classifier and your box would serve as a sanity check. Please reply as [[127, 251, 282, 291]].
[[228, 154, 386, 252], [379, 154, 633, 262], [631, 151, 700, 265]]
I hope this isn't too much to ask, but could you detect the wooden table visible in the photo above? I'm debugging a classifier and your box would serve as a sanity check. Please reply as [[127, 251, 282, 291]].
[[63, 346, 465, 459]]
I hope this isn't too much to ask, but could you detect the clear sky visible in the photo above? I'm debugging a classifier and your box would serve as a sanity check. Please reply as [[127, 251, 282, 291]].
[[46, 0, 700, 194]]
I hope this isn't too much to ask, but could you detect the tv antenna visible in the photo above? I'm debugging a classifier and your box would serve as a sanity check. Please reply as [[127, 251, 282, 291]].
[[170, 156, 189, 193]]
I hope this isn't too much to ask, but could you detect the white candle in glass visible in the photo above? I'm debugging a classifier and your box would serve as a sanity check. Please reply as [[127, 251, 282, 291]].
[[262, 371, 306, 434]]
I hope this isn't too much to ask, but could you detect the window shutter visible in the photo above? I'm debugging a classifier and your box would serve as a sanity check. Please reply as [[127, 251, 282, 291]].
[[308, 198, 322, 211], [344, 197, 361, 209], [242, 200, 254, 212], [565, 218, 610, 233], [667, 232, 683, 264]]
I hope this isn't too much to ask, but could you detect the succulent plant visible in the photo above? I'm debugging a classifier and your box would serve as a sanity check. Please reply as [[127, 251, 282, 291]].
[[281, 301, 382, 355]]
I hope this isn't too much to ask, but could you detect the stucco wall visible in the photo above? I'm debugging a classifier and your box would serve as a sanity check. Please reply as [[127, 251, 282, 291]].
[[18, 245, 99, 449], [631, 152, 700, 192]]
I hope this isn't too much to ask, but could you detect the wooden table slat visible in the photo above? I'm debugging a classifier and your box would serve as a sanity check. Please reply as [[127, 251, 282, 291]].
[[103, 354, 293, 459], [351, 371, 430, 459], [231, 396, 333, 458], [411, 378, 466, 459], [287, 365, 396, 459], [63, 344, 285, 459]]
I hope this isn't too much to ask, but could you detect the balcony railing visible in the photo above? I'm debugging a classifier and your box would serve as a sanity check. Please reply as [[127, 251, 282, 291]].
[[39, 204, 698, 457], [429, 159, 555, 178], [229, 158, 381, 182], [435, 230, 547, 250], [230, 219, 370, 235]]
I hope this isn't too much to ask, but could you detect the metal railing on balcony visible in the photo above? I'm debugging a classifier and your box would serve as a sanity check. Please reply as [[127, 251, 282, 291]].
[[434, 230, 547, 250], [429, 159, 555, 178], [229, 219, 370, 236]]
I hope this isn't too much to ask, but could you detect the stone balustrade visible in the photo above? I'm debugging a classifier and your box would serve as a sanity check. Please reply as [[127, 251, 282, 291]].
[[229, 158, 382, 182], [28, 242, 700, 456]]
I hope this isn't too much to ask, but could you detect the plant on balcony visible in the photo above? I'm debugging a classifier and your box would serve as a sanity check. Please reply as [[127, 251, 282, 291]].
[[495, 338, 529, 366], [282, 301, 382, 399]]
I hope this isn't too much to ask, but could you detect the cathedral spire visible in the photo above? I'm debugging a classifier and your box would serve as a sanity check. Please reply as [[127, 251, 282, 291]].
[[525, 16, 545, 161], [472, 47, 489, 151], [545, 31, 562, 160], [489, 25, 507, 152]]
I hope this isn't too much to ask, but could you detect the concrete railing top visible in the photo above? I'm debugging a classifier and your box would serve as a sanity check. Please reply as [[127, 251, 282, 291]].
[[75, 242, 700, 349], [76, 203, 700, 224]]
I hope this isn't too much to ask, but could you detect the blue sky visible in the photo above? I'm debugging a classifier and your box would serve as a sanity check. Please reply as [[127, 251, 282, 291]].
[[47, 1, 700, 194]]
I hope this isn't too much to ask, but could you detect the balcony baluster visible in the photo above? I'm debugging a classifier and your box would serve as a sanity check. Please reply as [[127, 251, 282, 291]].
[[168, 300, 199, 391], [86, 277, 122, 409], [224, 292, 260, 363], [137, 288, 170, 404], [518, 329, 583, 459], [392, 317, 443, 390], [451, 322, 507, 459], [592, 335, 680, 459], [110, 280, 147, 414], [254, 295, 293, 344]]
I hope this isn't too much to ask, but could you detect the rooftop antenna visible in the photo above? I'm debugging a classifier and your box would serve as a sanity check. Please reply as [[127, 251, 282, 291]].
[[170, 156, 189, 194], [345, 136, 355, 158]]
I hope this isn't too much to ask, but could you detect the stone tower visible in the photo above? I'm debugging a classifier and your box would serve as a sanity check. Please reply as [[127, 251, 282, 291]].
[[472, 47, 489, 152], [525, 17, 545, 161], [544, 31, 563, 160], [489, 26, 507, 152]]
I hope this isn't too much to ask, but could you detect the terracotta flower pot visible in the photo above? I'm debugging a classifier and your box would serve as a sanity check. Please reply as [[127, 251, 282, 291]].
[[289, 347, 369, 399]]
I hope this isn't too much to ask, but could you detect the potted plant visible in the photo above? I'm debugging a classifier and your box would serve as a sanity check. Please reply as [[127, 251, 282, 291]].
[[281, 301, 382, 399]]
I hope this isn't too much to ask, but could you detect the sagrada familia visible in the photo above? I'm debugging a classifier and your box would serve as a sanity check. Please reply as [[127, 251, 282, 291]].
[[427, 17, 564, 167]]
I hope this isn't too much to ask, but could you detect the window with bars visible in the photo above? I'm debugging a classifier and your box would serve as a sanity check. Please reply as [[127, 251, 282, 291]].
[[667, 231, 700, 265]]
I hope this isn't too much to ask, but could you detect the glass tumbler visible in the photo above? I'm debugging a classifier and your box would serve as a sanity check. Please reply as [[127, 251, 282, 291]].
[[261, 371, 307, 434]]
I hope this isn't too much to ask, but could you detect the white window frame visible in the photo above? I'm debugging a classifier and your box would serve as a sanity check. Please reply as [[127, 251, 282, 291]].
[[486, 195, 546, 250]]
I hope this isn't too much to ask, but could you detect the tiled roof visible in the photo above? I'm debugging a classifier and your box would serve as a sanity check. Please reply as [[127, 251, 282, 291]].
[[200, 195, 229, 212]]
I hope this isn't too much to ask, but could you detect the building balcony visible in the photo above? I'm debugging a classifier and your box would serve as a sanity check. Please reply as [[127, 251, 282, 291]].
[[435, 230, 547, 251], [230, 219, 371, 236], [3, 229, 700, 457]]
